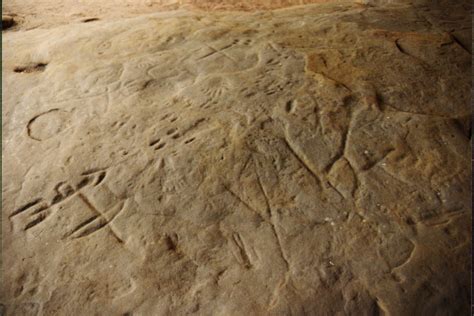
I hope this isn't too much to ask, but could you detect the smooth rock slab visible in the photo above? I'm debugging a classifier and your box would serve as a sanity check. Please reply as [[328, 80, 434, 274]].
[[2, 1, 471, 315]]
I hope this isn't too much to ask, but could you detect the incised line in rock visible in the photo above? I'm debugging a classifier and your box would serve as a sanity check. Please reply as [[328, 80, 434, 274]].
[[75, 193, 125, 243], [281, 137, 322, 190], [231, 233, 253, 269], [253, 157, 290, 271]]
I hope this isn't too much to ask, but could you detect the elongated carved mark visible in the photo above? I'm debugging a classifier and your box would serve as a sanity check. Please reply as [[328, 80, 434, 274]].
[[14, 63, 47, 74], [30, 205, 49, 216], [95, 172, 106, 186], [24, 212, 48, 231], [77, 193, 100, 215], [11, 200, 52, 231], [324, 97, 354, 174], [253, 158, 290, 272], [395, 39, 408, 55], [224, 185, 264, 221], [231, 233, 252, 269], [76, 176, 92, 190], [82, 18, 99, 23], [72, 217, 109, 239], [82, 168, 106, 176], [281, 137, 322, 189], [11, 198, 42, 217], [449, 33, 471, 55], [326, 180, 344, 199], [394, 39, 430, 67], [66, 215, 100, 237], [237, 154, 252, 180], [390, 240, 416, 272], [374, 297, 389, 316], [80, 169, 108, 187], [51, 193, 66, 205], [361, 148, 396, 171], [149, 138, 161, 146], [184, 137, 196, 144], [253, 160, 271, 219], [422, 210, 465, 227], [181, 118, 206, 137]]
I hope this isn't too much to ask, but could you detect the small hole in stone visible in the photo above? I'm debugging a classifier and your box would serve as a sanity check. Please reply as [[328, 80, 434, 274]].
[[405, 217, 415, 225]]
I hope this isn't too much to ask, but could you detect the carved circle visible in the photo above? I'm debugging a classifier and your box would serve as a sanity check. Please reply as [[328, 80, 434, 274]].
[[27, 109, 71, 141]]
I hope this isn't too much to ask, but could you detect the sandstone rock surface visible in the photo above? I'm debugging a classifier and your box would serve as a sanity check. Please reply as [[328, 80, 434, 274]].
[[3, 0, 344, 31], [2, 0, 471, 315]]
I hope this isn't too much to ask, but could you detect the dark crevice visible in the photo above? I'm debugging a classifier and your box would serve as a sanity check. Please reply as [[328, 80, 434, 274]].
[[452, 116, 472, 139], [165, 234, 178, 251], [14, 63, 48, 73], [449, 33, 472, 55], [2, 16, 15, 30], [82, 18, 100, 23]]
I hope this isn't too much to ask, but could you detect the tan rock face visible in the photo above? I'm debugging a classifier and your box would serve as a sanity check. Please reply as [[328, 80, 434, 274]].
[[2, 0, 436, 30], [4, 0, 344, 31], [2, 1, 471, 315]]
